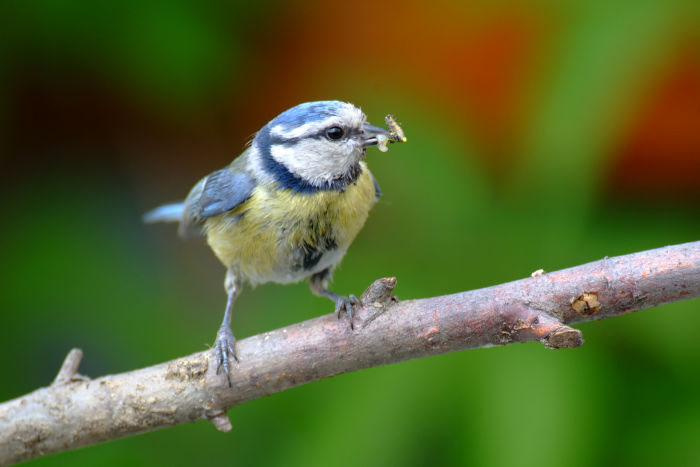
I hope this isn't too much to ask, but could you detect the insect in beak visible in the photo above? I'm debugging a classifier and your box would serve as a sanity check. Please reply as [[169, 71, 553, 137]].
[[362, 115, 407, 152]]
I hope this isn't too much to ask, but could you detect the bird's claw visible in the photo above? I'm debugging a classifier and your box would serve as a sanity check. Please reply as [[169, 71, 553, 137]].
[[335, 294, 362, 330], [215, 326, 238, 387]]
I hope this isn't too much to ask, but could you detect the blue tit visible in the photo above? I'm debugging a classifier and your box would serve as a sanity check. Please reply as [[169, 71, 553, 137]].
[[143, 100, 402, 383]]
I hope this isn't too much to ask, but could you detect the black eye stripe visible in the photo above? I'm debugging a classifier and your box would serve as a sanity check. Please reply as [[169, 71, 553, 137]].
[[268, 127, 361, 146]]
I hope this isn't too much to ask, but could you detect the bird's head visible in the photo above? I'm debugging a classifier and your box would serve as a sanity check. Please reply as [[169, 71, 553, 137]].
[[252, 101, 390, 192]]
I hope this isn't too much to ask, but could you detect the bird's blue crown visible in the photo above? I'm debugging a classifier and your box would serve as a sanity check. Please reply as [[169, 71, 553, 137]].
[[268, 101, 349, 132]]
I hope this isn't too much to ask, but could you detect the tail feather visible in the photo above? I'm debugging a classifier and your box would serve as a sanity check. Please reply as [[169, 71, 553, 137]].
[[143, 202, 184, 224]]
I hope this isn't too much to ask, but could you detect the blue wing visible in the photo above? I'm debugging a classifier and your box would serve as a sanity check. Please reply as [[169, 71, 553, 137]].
[[199, 169, 256, 218]]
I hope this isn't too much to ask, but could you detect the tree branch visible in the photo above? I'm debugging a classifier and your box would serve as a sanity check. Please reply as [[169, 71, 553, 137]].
[[2, 241, 699, 465]]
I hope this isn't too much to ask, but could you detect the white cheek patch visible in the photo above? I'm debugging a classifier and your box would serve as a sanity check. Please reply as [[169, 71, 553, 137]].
[[270, 140, 359, 185], [270, 144, 304, 169]]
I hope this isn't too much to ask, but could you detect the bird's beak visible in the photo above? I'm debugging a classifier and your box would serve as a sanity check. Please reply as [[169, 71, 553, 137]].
[[362, 122, 391, 148]]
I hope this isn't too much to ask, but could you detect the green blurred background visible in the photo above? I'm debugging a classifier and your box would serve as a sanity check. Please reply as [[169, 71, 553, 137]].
[[1, 0, 699, 465]]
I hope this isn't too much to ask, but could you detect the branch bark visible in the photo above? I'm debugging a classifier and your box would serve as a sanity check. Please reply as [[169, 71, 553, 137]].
[[2, 241, 699, 465]]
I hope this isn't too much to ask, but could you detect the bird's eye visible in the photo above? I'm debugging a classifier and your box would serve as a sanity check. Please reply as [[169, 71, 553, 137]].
[[325, 126, 345, 141]]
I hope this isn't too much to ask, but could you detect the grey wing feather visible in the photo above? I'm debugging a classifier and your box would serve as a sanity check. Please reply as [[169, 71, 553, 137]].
[[178, 166, 255, 239]]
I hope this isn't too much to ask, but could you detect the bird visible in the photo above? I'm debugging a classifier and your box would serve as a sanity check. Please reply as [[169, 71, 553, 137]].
[[143, 100, 402, 384]]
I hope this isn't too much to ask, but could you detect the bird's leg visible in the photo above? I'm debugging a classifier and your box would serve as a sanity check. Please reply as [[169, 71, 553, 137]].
[[215, 268, 240, 386], [309, 268, 362, 330]]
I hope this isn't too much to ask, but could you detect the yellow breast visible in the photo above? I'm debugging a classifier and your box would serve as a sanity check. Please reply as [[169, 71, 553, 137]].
[[204, 162, 378, 285]]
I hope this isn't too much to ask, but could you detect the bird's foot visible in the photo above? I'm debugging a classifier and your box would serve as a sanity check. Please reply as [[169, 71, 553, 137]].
[[335, 294, 363, 330], [215, 326, 238, 387]]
